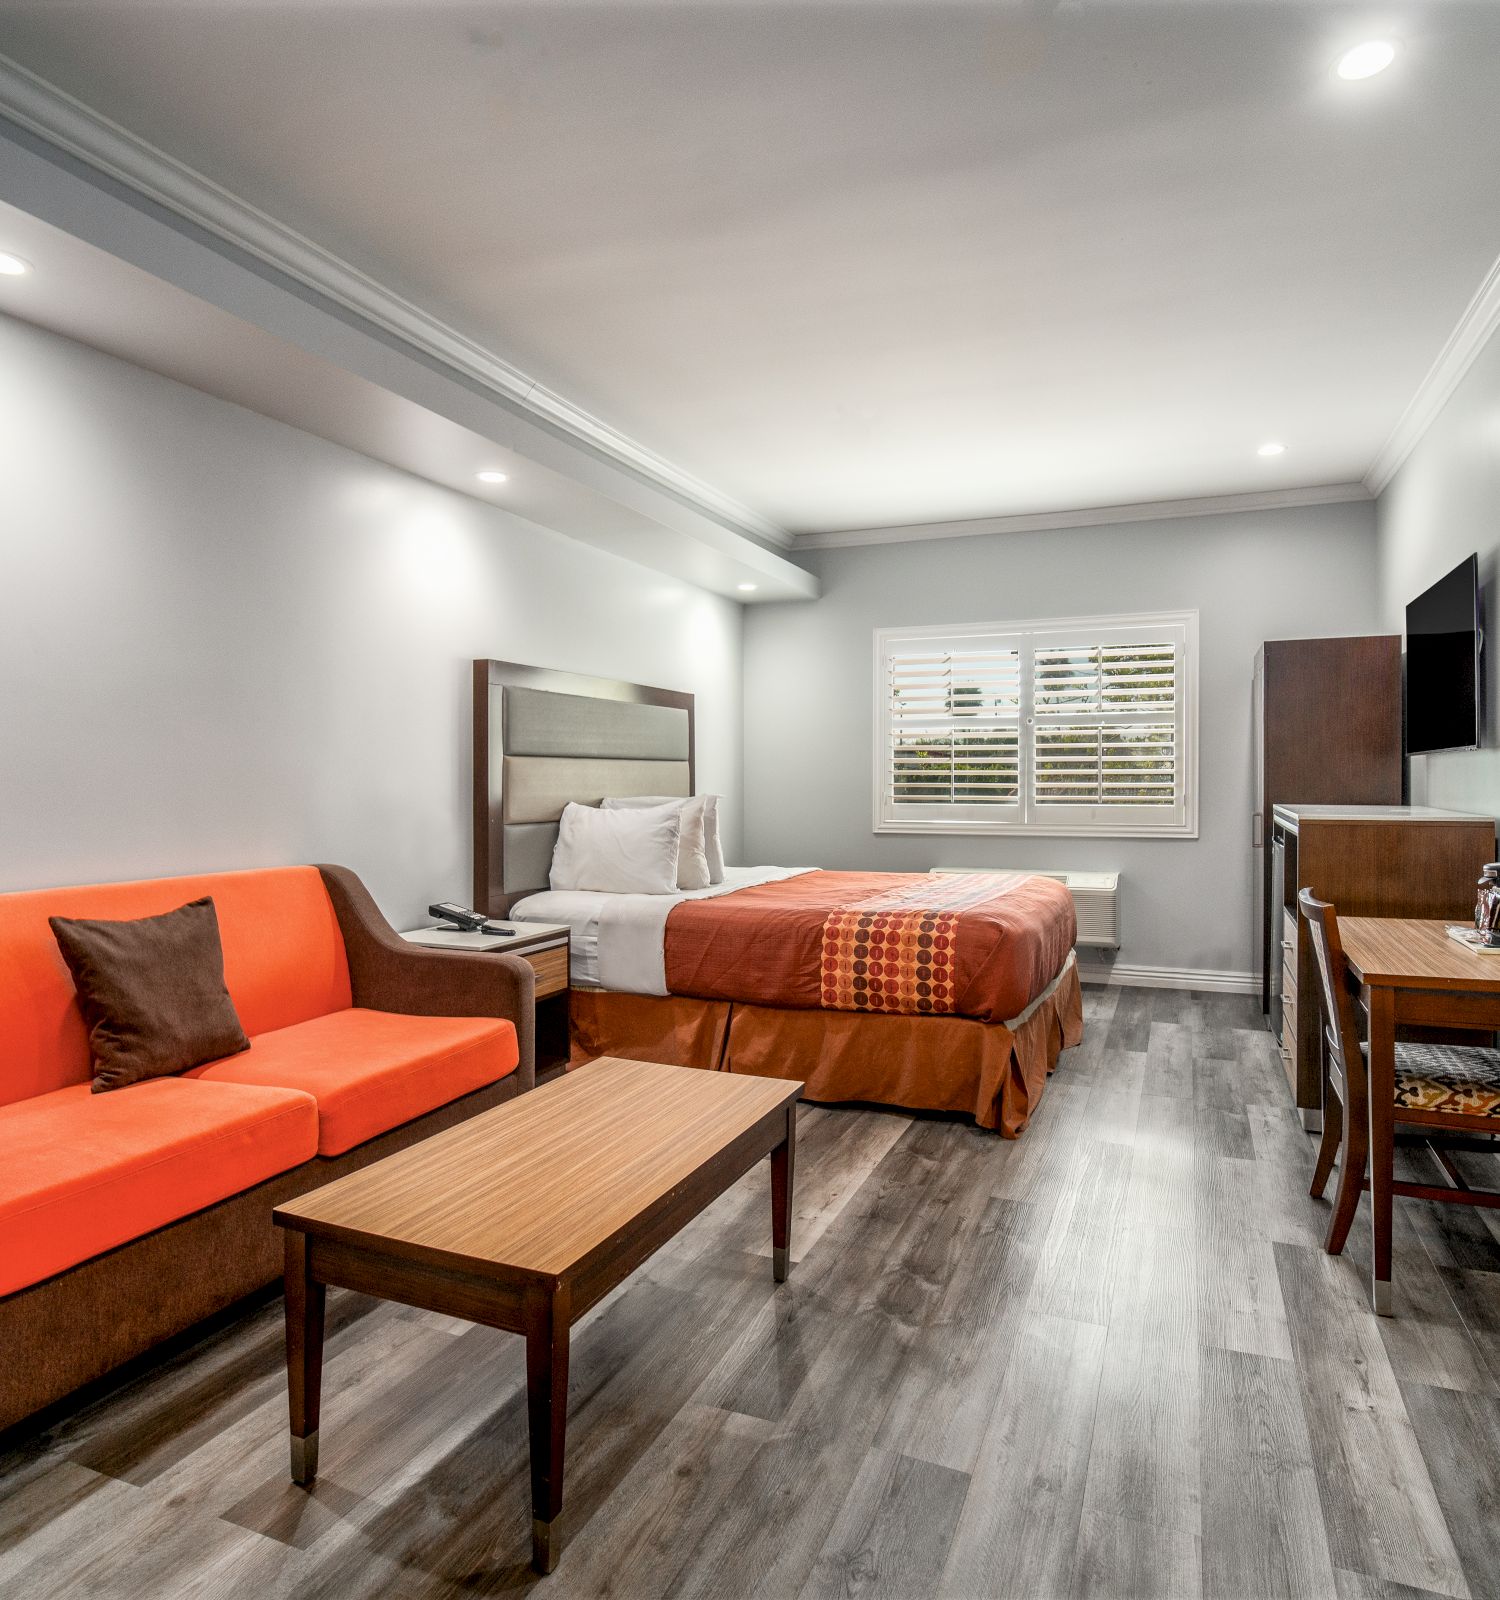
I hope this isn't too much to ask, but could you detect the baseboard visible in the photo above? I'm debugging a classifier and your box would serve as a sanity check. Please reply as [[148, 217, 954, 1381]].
[[1076, 958, 1258, 995]]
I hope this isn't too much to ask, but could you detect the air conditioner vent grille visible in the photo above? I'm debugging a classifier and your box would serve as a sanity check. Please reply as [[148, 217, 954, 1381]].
[[929, 867, 1119, 948]]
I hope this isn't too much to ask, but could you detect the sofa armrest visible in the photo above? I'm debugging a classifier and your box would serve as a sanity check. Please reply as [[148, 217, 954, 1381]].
[[315, 865, 535, 1092]]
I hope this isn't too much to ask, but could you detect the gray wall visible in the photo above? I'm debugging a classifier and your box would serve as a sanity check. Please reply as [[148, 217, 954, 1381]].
[[1376, 332, 1500, 822], [743, 501, 1381, 979], [0, 314, 744, 926]]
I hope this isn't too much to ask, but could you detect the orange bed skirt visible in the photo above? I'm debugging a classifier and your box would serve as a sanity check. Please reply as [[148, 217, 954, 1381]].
[[568, 958, 1083, 1137]]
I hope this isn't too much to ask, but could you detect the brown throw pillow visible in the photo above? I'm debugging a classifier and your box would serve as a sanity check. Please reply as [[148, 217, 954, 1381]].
[[50, 897, 251, 1092]]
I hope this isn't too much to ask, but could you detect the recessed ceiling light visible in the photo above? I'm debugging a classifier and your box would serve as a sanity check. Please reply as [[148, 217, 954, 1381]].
[[1335, 40, 1398, 80], [476, 469, 508, 484], [0, 252, 32, 277], [737, 582, 758, 593], [1257, 441, 1287, 458]]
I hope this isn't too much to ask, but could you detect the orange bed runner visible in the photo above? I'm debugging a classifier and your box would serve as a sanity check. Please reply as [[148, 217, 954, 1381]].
[[665, 870, 1076, 1024], [569, 958, 1083, 1136]]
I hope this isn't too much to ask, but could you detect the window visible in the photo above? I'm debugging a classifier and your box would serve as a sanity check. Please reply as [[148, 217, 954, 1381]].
[[874, 610, 1197, 837]]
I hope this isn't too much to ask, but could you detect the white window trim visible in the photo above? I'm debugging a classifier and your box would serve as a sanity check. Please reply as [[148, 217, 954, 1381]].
[[872, 608, 1199, 840]]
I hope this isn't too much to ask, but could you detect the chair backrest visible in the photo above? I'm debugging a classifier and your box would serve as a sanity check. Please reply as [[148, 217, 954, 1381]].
[[1298, 887, 1363, 1080], [0, 866, 352, 1106]]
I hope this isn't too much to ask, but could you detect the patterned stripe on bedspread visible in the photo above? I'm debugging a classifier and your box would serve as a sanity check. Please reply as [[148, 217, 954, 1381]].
[[819, 872, 1030, 1015]]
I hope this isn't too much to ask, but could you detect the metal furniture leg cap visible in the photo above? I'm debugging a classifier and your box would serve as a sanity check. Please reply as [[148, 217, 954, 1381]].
[[533, 1517, 560, 1574], [773, 1245, 789, 1283], [291, 1430, 319, 1484], [1372, 1278, 1393, 1316]]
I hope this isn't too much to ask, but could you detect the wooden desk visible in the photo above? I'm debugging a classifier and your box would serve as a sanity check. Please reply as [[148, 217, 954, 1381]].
[[1270, 806, 1493, 1126], [1337, 917, 1500, 1313], [274, 1057, 801, 1574]]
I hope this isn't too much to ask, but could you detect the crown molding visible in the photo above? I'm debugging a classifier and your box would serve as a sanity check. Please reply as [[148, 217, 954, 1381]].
[[793, 481, 1372, 551], [1364, 246, 1500, 496], [0, 52, 790, 551]]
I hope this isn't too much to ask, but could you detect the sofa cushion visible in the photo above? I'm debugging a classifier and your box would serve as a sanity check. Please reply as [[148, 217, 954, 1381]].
[[50, 897, 251, 1092], [188, 1008, 520, 1156], [0, 867, 351, 1107], [0, 1079, 319, 1296]]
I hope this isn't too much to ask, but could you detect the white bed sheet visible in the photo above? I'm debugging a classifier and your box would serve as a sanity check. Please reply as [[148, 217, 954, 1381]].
[[516, 893, 604, 988], [510, 865, 811, 995]]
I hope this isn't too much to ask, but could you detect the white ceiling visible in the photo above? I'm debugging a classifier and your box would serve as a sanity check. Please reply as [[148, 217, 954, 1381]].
[[1, 1, 1498, 536]]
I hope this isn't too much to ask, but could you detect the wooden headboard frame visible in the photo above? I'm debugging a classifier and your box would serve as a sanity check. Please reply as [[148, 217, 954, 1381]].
[[473, 660, 697, 916]]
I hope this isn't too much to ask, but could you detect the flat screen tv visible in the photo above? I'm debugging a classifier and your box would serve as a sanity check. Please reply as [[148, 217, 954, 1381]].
[[1406, 552, 1481, 755]]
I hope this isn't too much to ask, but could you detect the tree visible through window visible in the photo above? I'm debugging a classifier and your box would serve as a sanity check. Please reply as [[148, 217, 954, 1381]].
[[889, 646, 1020, 805]]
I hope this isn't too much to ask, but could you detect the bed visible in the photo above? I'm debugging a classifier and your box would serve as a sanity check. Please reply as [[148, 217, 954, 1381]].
[[473, 659, 1083, 1134]]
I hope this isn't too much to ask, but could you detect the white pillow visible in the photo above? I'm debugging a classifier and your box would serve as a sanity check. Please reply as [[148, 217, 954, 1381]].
[[601, 794, 712, 890], [701, 795, 726, 884], [550, 801, 681, 894]]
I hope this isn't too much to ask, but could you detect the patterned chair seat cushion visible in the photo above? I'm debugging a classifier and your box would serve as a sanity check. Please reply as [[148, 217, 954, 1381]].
[[1392, 1041, 1500, 1117]]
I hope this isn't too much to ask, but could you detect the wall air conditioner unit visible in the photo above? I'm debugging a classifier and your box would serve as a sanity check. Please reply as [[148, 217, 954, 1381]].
[[930, 867, 1119, 948]]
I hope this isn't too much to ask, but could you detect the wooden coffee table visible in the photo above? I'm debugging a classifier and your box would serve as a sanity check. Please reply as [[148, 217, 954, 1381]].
[[272, 1056, 801, 1574]]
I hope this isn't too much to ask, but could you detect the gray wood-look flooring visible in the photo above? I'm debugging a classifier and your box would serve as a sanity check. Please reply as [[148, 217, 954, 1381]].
[[5, 987, 1500, 1600]]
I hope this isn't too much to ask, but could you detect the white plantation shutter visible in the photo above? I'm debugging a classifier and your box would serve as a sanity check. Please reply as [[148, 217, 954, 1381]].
[[1032, 722, 1177, 805], [1032, 636, 1179, 811], [884, 636, 1023, 821], [875, 613, 1196, 837]]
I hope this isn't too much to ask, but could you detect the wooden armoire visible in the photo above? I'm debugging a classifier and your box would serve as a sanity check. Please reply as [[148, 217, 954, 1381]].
[[1252, 635, 1403, 1013]]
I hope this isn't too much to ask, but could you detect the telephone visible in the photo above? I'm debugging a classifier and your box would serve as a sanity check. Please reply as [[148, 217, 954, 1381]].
[[428, 902, 516, 937]]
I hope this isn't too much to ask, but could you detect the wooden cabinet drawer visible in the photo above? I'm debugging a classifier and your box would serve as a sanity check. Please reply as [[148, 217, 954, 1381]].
[[1282, 908, 1298, 963], [522, 943, 569, 998]]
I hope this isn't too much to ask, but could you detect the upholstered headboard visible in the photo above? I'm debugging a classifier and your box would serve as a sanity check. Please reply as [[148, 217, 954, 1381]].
[[473, 660, 695, 914]]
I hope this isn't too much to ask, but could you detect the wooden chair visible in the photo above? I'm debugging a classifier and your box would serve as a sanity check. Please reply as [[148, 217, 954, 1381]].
[[1299, 888, 1500, 1262]]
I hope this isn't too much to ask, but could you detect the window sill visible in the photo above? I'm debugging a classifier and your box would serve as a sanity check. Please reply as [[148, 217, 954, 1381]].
[[873, 819, 1198, 840]]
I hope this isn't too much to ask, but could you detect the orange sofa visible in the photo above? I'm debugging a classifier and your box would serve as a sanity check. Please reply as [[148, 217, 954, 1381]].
[[0, 863, 534, 1435]]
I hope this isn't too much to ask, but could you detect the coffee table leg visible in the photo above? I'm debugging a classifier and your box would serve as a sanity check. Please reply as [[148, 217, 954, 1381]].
[[771, 1102, 797, 1283], [284, 1231, 325, 1484], [526, 1286, 571, 1575]]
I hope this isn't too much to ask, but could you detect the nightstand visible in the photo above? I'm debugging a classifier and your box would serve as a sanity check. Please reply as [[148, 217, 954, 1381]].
[[401, 921, 571, 1074]]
